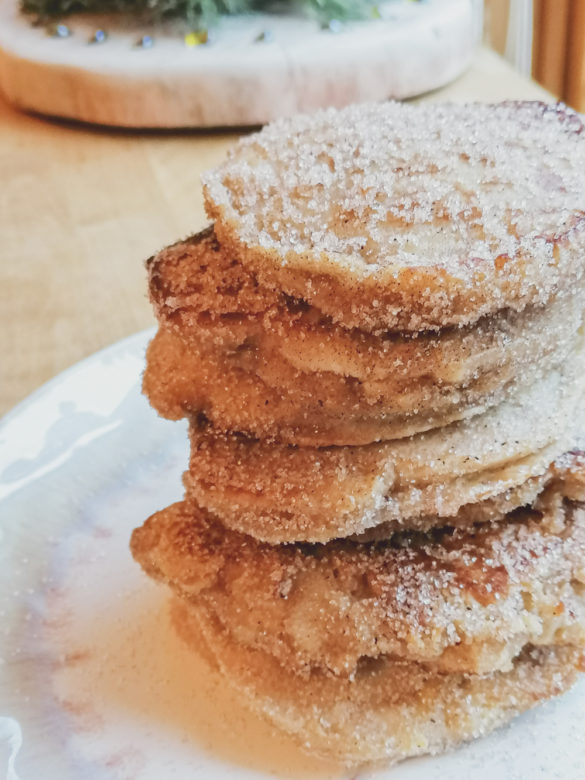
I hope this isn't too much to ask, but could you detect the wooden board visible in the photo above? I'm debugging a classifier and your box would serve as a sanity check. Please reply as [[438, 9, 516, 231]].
[[532, 0, 570, 98], [0, 0, 481, 128]]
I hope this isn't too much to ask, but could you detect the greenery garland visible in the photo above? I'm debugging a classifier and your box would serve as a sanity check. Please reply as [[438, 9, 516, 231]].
[[22, 0, 382, 25]]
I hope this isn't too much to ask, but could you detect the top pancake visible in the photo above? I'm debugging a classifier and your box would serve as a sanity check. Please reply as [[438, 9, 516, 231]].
[[204, 101, 585, 332]]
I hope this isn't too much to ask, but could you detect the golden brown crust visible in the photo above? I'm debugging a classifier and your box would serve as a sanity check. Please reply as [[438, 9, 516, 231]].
[[131, 498, 585, 678], [143, 326, 502, 445], [204, 102, 585, 332], [182, 603, 585, 767], [147, 226, 278, 324], [144, 321, 585, 448], [146, 226, 585, 446], [183, 360, 585, 543]]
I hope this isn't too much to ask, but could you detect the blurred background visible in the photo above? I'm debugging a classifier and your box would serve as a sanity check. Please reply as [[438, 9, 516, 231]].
[[486, 0, 585, 109]]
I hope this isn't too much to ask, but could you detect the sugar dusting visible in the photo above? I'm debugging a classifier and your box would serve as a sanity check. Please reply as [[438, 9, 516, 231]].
[[204, 101, 585, 275], [140, 102, 585, 770], [38, 452, 344, 780], [132, 499, 585, 679]]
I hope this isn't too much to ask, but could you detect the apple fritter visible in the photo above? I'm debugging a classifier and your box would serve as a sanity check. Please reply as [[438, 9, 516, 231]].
[[181, 603, 585, 767], [204, 101, 585, 332], [131, 496, 585, 679]]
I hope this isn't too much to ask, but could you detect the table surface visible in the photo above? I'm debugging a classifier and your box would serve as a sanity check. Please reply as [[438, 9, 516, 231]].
[[0, 46, 550, 417]]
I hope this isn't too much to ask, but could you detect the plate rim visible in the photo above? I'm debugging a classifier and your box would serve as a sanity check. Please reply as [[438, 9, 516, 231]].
[[0, 327, 154, 436]]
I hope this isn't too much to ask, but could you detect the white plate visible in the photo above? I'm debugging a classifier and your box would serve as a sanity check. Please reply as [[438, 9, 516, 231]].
[[1, 329, 584, 780]]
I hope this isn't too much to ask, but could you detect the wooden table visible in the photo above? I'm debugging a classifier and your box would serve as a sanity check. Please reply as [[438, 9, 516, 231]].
[[0, 46, 550, 417]]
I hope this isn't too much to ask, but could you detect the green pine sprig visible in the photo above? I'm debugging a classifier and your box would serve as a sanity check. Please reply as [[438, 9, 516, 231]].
[[22, 0, 383, 26]]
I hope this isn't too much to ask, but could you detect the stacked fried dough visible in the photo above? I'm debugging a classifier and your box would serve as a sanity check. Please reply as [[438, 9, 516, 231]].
[[132, 101, 585, 767]]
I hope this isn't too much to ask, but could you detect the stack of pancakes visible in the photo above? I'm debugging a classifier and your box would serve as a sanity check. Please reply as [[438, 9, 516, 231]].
[[132, 101, 585, 767]]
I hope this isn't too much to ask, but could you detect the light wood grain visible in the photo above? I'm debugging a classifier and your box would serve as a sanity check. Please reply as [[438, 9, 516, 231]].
[[0, 47, 551, 417]]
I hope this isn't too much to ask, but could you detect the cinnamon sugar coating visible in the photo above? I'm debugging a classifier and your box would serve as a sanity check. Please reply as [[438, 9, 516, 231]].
[[188, 603, 585, 767], [182, 355, 585, 542], [132, 100, 585, 768], [144, 227, 585, 446], [204, 101, 585, 331], [131, 497, 585, 679]]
